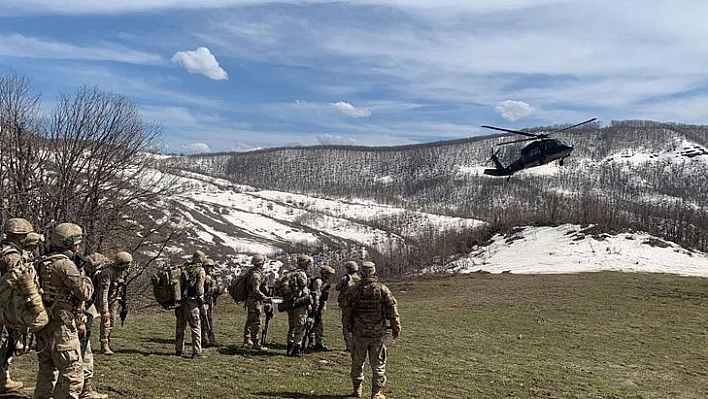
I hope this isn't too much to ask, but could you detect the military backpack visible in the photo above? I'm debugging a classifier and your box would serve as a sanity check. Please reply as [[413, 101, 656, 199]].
[[0, 252, 49, 332], [228, 267, 255, 303], [151, 265, 183, 309]]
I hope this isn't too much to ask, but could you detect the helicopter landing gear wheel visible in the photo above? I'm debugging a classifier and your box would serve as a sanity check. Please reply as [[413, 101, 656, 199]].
[[559, 158, 565, 166]]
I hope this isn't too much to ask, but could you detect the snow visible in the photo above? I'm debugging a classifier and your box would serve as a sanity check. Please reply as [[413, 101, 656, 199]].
[[450, 225, 708, 277], [149, 167, 708, 279]]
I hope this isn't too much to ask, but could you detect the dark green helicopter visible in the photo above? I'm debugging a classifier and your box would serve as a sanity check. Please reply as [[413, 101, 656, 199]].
[[481, 118, 597, 178]]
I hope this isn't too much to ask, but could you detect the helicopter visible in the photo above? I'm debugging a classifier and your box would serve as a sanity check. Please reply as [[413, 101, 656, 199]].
[[480, 118, 597, 178]]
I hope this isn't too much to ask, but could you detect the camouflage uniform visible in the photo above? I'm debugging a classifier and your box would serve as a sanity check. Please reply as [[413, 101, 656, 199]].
[[307, 265, 335, 351], [336, 261, 361, 351], [243, 254, 270, 350], [342, 261, 401, 399], [95, 252, 131, 355], [285, 255, 312, 357], [175, 251, 206, 358], [201, 258, 220, 347], [0, 218, 34, 393], [35, 222, 94, 399]]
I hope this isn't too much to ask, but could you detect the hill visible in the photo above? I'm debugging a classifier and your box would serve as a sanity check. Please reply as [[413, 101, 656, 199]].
[[156, 120, 707, 275]]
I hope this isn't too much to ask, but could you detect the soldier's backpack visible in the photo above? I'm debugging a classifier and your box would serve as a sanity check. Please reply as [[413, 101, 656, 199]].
[[0, 255, 49, 332], [151, 265, 183, 309], [273, 270, 294, 299], [228, 267, 255, 303]]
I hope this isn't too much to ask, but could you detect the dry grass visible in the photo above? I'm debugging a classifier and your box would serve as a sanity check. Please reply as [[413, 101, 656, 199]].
[[11, 271, 708, 398]]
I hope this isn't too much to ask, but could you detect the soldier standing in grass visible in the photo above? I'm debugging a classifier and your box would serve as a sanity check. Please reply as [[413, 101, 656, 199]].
[[336, 260, 360, 352], [95, 251, 132, 355], [307, 265, 336, 351], [285, 254, 312, 357], [0, 218, 35, 394], [243, 254, 271, 351], [342, 261, 401, 399], [175, 250, 206, 358], [201, 257, 221, 347], [35, 222, 94, 398]]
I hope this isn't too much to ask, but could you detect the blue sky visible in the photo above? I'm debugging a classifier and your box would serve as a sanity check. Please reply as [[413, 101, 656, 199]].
[[2, 1, 707, 154]]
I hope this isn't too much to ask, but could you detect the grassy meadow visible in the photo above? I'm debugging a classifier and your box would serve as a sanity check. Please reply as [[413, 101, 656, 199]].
[[11, 271, 708, 398]]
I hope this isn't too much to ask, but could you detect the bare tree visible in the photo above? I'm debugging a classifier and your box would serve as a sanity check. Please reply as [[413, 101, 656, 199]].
[[0, 73, 47, 223]]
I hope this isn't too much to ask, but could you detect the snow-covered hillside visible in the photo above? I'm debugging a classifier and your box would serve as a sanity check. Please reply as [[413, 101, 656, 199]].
[[449, 225, 708, 277], [162, 169, 485, 260]]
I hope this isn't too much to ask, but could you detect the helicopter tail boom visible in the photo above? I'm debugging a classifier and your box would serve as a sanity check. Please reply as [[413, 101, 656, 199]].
[[483, 153, 513, 176]]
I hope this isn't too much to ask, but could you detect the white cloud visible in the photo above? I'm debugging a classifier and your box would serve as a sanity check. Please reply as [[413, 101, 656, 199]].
[[316, 133, 358, 146], [0, 33, 160, 64], [332, 101, 372, 118], [171, 47, 228, 80], [181, 142, 211, 153], [495, 100, 534, 121]]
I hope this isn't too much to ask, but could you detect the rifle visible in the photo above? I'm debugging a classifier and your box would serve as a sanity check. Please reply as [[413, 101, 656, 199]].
[[260, 287, 274, 345], [118, 281, 128, 326], [0, 330, 15, 370], [261, 303, 274, 346], [79, 311, 93, 357], [199, 302, 212, 336]]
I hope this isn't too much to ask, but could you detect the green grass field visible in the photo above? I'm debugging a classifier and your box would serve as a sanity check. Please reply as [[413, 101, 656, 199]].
[[11, 272, 708, 398]]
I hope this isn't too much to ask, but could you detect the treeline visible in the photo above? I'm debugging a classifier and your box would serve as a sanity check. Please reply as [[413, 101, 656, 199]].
[[172, 120, 708, 255], [0, 72, 180, 279]]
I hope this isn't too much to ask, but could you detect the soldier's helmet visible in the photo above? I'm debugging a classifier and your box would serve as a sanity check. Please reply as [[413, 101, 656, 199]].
[[192, 249, 207, 264], [344, 261, 359, 272], [50, 222, 83, 249], [297, 254, 313, 268], [23, 232, 44, 247], [85, 252, 109, 274], [4, 218, 34, 236], [361, 261, 376, 276], [251, 253, 266, 266], [203, 257, 216, 268], [320, 265, 335, 276], [114, 251, 133, 270]]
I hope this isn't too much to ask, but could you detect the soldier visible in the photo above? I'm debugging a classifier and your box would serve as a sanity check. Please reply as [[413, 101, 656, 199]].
[[95, 251, 132, 355], [285, 254, 312, 357], [243, 254, 272, 351], [22, 232, 44, 262], [307, 265, 335, 351], [342, 261, 401, 399], [201, 257, 221, 347], [35, 222, 93, 398], [336, 261, 360, 352], [0, 217, 34, 393], [175, 250, 206, 358], [78, 252, 109, 399]]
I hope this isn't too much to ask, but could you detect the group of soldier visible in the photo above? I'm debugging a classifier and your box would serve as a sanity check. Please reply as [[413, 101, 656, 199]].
[[0, 216, 402, 399], [177, 250, 401, 399], [0, 218, 131, 399]]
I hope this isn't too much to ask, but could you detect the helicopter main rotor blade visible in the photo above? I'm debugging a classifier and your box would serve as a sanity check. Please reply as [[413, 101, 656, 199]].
[[548, 118, 597, 135], [497, 136, 539, 145], [480, 125, 539, 138]]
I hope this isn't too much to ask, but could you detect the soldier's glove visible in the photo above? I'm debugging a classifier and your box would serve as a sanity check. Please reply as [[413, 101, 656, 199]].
[[196, 297, 205, 306]]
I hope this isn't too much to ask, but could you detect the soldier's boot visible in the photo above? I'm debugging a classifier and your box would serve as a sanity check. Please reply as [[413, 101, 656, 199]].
[[208, 332, 219, 347], [252, 339, 268, 352], [286, 342, 293, 356], [79, 377, 109, 399], [370, 385, 386, 399], [287, 344, 303, 357], [347, 379, 362, 398], [243, 337, 253, 349], [313, 342, 328, 351], [0, 370, 23, 393], [100, 339, 114, 355]]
